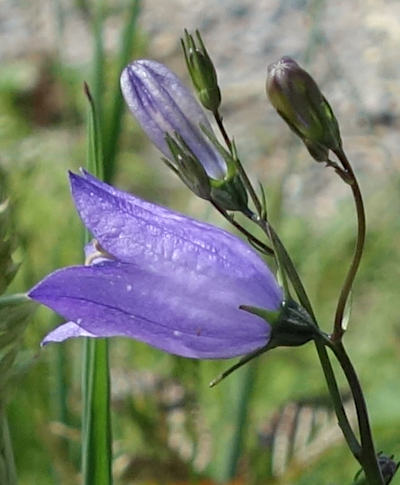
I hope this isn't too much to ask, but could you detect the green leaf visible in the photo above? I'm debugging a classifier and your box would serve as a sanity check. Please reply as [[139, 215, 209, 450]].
[[82, 339, 112, 485], [81, 39, 112, 485]]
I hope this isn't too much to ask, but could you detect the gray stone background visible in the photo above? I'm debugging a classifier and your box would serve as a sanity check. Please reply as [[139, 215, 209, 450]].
[[1, 0, 399, 217]]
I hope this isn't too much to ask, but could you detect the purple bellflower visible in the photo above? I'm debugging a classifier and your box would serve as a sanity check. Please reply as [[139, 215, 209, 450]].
[[120, 60, 226, 180], [28, 171, 282, 359]]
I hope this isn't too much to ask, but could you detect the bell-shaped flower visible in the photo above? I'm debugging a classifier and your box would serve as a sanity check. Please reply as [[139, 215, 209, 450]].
[[28, 171, 282, 359], [121, 59, 226, 180]]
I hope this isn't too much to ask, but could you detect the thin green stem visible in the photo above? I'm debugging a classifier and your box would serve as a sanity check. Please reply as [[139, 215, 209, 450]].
[[258, 220, 361, 458], [211, 110, 361, 464], [329, 341, 383, 484], [214, 109, 232, 151], [315, 338, 361, 458], [210, 201, 273, 256], [237, 211, 361, 457], [248, 215, 361, 456], [263, 219, 291, 298], [332, 149, 366, 341], [0, 294, 29, 306], [214, 110, 263, 215]]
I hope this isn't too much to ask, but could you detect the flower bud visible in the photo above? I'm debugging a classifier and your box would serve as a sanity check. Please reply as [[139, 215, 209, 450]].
[[181, 29, 221, 112], [121, 60, 226, 179], [266, 56, 342, 161]]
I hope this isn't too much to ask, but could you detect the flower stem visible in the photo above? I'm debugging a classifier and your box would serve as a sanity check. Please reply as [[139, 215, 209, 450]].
[[214, 110, 263, 216], [328, 341, 383, 484], [211, 200, 273, 255], [214, 110, 232, 151], [235, 211, 361, 459], [332, 149, 366, 341], [0, 294, 29, 306], [256, 220, 361, 459], [211, 112, 362, 466]]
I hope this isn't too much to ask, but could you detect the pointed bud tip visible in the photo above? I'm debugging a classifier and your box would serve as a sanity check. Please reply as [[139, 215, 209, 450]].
[[181, 29, 221, 112]]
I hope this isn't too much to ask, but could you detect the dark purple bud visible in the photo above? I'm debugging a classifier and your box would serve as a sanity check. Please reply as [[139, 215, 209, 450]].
[[267, 56, 342, 161]]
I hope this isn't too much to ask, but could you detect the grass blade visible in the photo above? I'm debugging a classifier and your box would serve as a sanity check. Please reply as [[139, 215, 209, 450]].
[[81, 82, 112, 485]]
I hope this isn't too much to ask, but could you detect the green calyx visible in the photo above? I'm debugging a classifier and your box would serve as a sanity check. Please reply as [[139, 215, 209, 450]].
[[164, 133, 211, 200], [241, 299, 319, 349], [181, 29, 221, 112], [210, 173, 248, 212], [201, 126, 249, 212]]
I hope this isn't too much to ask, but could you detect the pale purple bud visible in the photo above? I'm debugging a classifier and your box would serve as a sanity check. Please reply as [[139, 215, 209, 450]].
[[121, 60, 226, 179]]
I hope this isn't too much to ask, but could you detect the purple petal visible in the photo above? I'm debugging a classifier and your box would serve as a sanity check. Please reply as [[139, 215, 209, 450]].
[[120, 59, 226, 179], [30, 260, 277, 359], [70, 171, 282, 307], [42, 321, 96, 346]]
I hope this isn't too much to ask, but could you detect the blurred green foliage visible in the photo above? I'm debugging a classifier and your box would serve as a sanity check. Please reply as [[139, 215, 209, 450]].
[[1, 2, 399, 485]]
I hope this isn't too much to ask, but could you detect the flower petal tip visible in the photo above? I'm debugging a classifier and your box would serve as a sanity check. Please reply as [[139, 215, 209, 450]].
[[41, 321, 97, 347]]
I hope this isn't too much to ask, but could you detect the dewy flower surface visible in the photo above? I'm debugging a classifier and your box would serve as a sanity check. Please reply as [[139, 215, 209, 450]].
[[120, 60, 226, 179], [29, 171, 282, 359]]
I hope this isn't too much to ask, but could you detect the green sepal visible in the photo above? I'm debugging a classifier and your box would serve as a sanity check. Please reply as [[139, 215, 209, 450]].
[[181, 29, 221, 112], [165, 133, 211, 200], [241, 299, 318, 349], [201, 126, 249, 211], [210, 300, 318, 388], [210, 173, 248, 212], [239, 305, 280, 324]]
